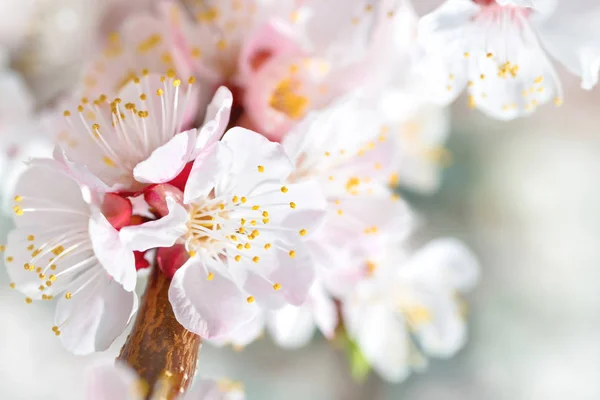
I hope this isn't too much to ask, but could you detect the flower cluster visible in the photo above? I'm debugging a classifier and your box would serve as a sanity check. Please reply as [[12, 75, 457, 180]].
[[2, 0, 598, 390]]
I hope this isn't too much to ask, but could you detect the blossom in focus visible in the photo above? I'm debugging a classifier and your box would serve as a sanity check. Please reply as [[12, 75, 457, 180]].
[[120, 128, 327, 338], [342, 238, 479, 382], [86, 362, 244, 400], [3, 162, 137, 354], [418, 0, 600, 119]]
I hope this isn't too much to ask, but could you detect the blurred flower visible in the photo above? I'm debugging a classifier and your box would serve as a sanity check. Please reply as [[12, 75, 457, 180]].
[[281, 95, 412, 268], [4, 161, 137, 354], [0, 70, 53, 203], [342, 238, 479, 382], [87, 362, 244, 400], [173, 0, 396, 139], [418, 0, 600, 119], [119, 128, 327, 338]]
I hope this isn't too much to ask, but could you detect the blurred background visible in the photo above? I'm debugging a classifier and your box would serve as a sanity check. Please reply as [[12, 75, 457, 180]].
[[1, 0, 600, 399]]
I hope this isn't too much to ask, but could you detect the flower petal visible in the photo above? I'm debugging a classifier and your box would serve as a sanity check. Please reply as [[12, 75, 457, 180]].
[[85, 362, 141, 400], [133, 129, 197, 184], [218, 128, 294, 195], [89, 209, 137, 292], [268, 304, 315, 349], [56, 277, 137, 355], [169, 261, 259, 338], [119, 197, 188, 252], [343, 301, 410, 383], [184, 142, 233, 204]]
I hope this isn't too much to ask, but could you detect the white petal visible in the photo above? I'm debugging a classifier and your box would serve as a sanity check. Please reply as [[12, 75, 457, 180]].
[[411, 291, 467, 358], [184, 378, 245, 400], [537, 2, 600, 90], [169, 261, 259, 338], [210, 313, 265, 348], [85, 362, 142, 400], [344, 302, 410, 383], [311, 283, 338, 339], [268, 243, 316, 306], [11, 160, 90, 228], [218, 128, 294, 195], [119, 197, 188, 252], [184, 142, 233, 204], [195, 86, 233, 152], [133, 129, 197, 184], [404, 238, 480, 292], [56, 277, 137, 355], [89, 209, 137, 292], [268, 304, 315, 349]]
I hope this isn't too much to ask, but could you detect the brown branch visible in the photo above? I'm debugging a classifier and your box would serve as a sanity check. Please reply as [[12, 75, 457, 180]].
[[118, 265, 201, 399]]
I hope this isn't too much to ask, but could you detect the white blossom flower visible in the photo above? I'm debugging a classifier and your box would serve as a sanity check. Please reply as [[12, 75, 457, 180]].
[[418, 0, 600, 119], [86, 362, 244, 400], [119, 128, 327, 338], [280, 95, 412, 269], [55, 74, 231, 193], [3, 161, 137, 354], [342, 238, 479, 382]]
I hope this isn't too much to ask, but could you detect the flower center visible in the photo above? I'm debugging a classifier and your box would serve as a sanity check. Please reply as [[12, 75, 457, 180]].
[[269, 78, 309, 119], [186, 202, 227, 249]]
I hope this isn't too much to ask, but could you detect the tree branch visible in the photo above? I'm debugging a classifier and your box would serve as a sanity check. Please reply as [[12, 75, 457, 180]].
[[118, 265, 201, 399]]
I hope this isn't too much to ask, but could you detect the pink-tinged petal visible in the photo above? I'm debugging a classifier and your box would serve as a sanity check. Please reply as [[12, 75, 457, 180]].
[[119, 197, 188, 252], [143, 183, 184, 217], [184, 378, 246, 400], [269, 242, 316, 306], [101, 193, 133, 230], [85, 362, 141, 400], [184, 142, 233, 204], [195, 86, 233, 151], [267, 305, 315, 349], [157, 244, 189, 279], [343, 302, 410, 383], [311, 283, 338, 339], [50, 146, 115, 193], [237, 20, 303, 84], [250, 180, 327, 244], [325, 191, 413, 248], [133, 129, 198, 184], [169, 261, 259, 338], [210, 313, 266, 348], [56, 277, 137, 355], [241, 271, 287, 310], [218, 128, 294, 195], [89, 209, 137, 292], [243, 53, 334, 140]]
